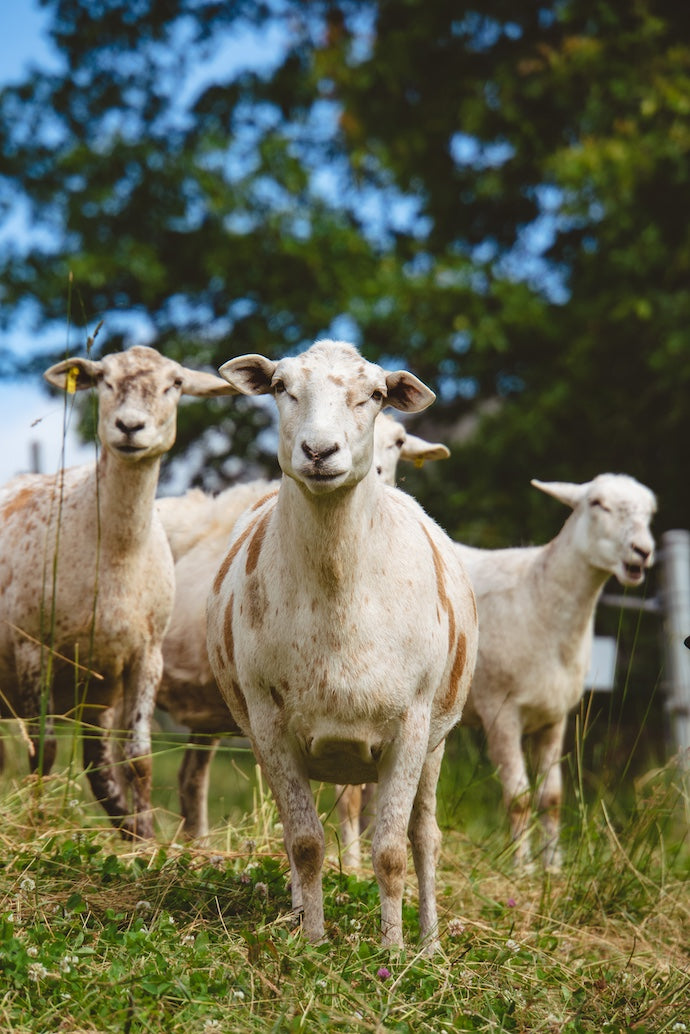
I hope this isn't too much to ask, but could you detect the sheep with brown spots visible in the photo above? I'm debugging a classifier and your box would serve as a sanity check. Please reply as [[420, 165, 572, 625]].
[[0, 346, 237, 838], [206, 340, 477, 951], [154, 411, 450, 840], [456, 474, 657, 869]]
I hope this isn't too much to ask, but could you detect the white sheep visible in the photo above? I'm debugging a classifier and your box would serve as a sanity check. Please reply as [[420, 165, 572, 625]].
[[456, 474, 656, 868], [155, 410, 450, 839], [0, 345, 237, 837], [206, 339, 477, 950]]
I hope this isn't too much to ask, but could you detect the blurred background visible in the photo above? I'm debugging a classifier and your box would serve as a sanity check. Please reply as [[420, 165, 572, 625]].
[[1, 0, 688, 788]]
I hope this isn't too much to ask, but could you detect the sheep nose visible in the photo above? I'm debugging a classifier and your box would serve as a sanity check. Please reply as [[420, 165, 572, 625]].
[[116, 417, 145, 435], [301, 441, 339, 462], [632, 544, 651, 563]]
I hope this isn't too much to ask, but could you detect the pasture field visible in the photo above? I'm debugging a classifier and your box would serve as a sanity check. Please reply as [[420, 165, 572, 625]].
[[0, 717, 688, 1034]]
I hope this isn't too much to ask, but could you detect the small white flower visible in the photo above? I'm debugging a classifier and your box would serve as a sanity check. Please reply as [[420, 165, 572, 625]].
[[68, 798, 79, 808], [335, 892, 350, 905], [182, 933, 195, 946], [254, 881, 268, 898], [315, 979, 328, 990], [27, 946, 39, 957], [506, 939, 520, 953], [28, 962, 48, 981], [672, 1024, 687, 1031], [203, 1021, 222, 1032], [447, 918, 465, 938], [167, 915, 176, 926], [19, 877, 36, 894], [232, 989, 245, 1001], [135, 900, 152, 914]]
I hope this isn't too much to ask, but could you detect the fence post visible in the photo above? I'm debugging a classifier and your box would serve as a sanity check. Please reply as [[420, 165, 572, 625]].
[[660, 529, 690, 764]]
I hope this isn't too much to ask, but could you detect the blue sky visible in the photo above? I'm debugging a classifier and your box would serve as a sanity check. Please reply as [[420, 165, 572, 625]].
[[0, 2, 94, 482], [0, 3, 291, 485]]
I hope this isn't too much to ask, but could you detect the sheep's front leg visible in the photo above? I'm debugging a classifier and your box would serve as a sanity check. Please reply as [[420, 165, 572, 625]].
[[374, 707, 431, 948], [179, 734, 220, 839], [15, 641, 57, 776], [408, 739, 445, 953], [482, 705, 532, 866], [532, 717, 566, 869], [118, 646, 164, 839], [82, 712, 131, 827], [251, 734, 326, 942]]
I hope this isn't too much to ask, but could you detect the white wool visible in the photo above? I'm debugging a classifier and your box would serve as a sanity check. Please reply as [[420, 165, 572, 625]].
[[0, 346, 237, 838], [206, 339, 477, 951], [457, 473, 657, 868]]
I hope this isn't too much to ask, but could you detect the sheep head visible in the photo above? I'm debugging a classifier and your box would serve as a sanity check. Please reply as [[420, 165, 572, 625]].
[[45, 345, 239, 462], [531, 474, 657, 588], [219, 339, 435, 495]]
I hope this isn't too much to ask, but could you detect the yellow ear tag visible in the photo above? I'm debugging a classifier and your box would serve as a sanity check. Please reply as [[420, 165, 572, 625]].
[[414, 458, 425, 468], [66, 366, 80, 394]]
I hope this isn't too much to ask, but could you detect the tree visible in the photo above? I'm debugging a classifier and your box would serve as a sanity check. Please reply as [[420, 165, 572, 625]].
[[1, 0, 688, 542]]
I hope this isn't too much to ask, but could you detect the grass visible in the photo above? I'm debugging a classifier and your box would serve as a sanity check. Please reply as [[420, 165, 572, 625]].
[[0, 717, 688, 1033]]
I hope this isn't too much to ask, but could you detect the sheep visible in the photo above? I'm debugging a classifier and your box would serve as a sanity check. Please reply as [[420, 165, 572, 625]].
[[455, 474, 657, 868], [206, 339, 478, 950], [0, 345, 237, 838], [155, 410, 450, 839]]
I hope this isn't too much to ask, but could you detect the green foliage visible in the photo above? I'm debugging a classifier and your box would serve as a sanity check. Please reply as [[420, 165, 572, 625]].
[[1, 0, 688, 528], [0, 743, 687, 1034]]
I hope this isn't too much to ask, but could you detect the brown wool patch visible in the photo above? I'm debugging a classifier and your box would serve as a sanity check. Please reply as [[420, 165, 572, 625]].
[[446, 602, 456, 656], [246, 576, 267, 629], [2, 484, 38, 521], [223, 594, 235, 668], [212, 515, 262, 595], [230, 679, 249, 725], [246, 509, 271, 575], [421, 524, 450, 615], [270, 685, 284, 709], [441, 631, 467, 713], [249, 488, 279, 512]]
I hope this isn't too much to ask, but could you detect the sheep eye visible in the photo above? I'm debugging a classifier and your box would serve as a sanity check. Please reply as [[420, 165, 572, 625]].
[[395, 438, 405, 449], [165, 378, 183, 393], [273, 379, 286, 395], [371, 389, 384, 402], [590, 499, 611, 512]]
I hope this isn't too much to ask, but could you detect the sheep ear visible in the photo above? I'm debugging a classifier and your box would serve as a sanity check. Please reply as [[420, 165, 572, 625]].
[[530, 478, 589, 509], [400, 433, 450, 467], [179, 368, 241, 398], [218, 354, 277, 395], [44, 357, 102, 392], [385, 370, 436, 413]]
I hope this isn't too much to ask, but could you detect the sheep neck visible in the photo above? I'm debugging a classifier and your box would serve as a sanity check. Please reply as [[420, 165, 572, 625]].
[[536, 518, 609, 636], [276, 472, 377, 594], [92, 447, 161, 552]]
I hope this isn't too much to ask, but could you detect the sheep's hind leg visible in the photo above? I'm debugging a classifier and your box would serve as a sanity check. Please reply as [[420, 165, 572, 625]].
[[408, 739, 445, 953], [335, 783, 364, 869], [179, 734, 220, 839]]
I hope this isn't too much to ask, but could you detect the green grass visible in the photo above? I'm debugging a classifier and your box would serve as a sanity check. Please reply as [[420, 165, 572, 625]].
[[0, 716, 688, 1033]]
